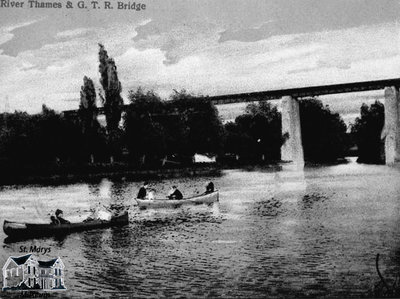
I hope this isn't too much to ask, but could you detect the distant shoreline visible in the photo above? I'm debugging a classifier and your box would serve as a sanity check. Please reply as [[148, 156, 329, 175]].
[[0, 164, 223, 186], [0, 158, 358, 186]]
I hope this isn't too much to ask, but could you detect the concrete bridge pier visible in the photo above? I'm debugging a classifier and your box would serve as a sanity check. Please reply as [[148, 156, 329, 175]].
[[281, 96, 304, 169], [383, 86, 400, 164]]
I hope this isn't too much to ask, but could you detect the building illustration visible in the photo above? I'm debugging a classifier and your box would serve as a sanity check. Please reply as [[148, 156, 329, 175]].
[[2, 254, 66, 291]]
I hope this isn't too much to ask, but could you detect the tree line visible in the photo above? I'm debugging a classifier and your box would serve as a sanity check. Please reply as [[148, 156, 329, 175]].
[[0, 44, 386, 178]]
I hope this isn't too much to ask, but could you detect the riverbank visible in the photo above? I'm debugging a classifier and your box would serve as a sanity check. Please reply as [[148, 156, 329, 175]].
[[0, 163, 224, 186], [0, 158, 354, 186]]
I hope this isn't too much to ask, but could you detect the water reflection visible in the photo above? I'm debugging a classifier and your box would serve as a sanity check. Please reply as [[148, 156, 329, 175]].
[[1, 162, 400, 297]]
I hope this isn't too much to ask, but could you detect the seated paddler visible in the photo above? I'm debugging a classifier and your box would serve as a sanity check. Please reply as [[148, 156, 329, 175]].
[[205, 182, 215, 194], [50, 215, 60, 225], [137, 182, 149, 199], [55, 209, 70, 224], [168, 186, 183, 200]]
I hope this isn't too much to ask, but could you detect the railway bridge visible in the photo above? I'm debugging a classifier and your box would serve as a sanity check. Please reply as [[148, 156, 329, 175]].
[[63, 78, 400, 167]]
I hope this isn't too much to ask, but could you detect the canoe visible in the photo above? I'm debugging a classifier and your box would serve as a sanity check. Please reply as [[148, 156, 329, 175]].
[[135, 191, 219, 209], [3, 211, 129, 238]]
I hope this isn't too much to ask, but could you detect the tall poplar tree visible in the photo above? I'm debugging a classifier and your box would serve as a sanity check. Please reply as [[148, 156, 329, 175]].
[[78, 76, 99, 163], [98, 43, 124, 162]]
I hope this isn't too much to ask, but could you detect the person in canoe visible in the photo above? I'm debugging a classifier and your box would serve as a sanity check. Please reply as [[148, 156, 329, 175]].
[[55, 209, 70, 224], [168, 186, 183, 200], [137, 182, 149, 199], [50, 216, 60, 225], [205, 182, 215, 194], [147, 188, 156, 200]]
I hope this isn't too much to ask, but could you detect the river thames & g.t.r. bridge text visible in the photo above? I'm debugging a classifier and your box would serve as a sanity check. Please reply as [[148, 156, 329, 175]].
[[0, 0, 146, 10]]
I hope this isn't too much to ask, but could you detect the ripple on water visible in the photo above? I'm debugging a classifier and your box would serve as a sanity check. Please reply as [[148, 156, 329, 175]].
[[1, 165, 400, 297]]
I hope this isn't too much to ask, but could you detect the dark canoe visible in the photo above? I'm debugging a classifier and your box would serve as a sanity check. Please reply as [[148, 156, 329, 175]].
[[135, 191, 219, 209], [3, 212, 129, 238]]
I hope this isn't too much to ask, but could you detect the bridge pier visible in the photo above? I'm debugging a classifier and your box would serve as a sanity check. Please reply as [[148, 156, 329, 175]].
[[281, 96, 304, 168], [383, 86, 400, 164]]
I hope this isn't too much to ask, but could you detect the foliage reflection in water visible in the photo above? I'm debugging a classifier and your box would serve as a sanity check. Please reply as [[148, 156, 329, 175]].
[[1, 161, 400, 298]]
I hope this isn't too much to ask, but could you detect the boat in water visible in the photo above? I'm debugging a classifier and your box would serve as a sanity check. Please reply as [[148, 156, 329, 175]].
[[3, 211, 129, 239], [135, 191, 219, 209]]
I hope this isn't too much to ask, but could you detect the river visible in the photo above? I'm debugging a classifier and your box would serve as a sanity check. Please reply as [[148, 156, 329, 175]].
[[1, 158, 400, 298]]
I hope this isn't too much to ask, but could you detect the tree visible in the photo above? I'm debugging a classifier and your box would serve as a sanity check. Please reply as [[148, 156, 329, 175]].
[[124, 88, 225, 166], [0, 111, 36, 164], [350, 101, 384, 164], [98, 43, 124, 162], [124, 88, 167, 166], [224, 101, 284, 162], [299, 98, 349, 162], [223, 121, 256, 161], [0, 106, 85, 167], [169, 90, 225, 159], [78, 76, 100, 163]]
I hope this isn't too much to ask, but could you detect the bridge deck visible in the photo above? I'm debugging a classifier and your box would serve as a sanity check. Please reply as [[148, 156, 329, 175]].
[[62, 78, 400, 116], [209, 78, 400, 105]]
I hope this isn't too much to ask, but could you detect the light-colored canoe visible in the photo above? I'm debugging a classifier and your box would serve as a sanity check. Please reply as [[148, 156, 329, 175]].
[[135, 191, 219, 209]]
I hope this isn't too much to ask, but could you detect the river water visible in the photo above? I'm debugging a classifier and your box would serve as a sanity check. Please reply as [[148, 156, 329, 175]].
[[1, 158, 400, 298]]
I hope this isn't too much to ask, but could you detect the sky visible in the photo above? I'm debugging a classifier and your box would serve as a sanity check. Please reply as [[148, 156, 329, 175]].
[[0, 0, 399, 123]]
